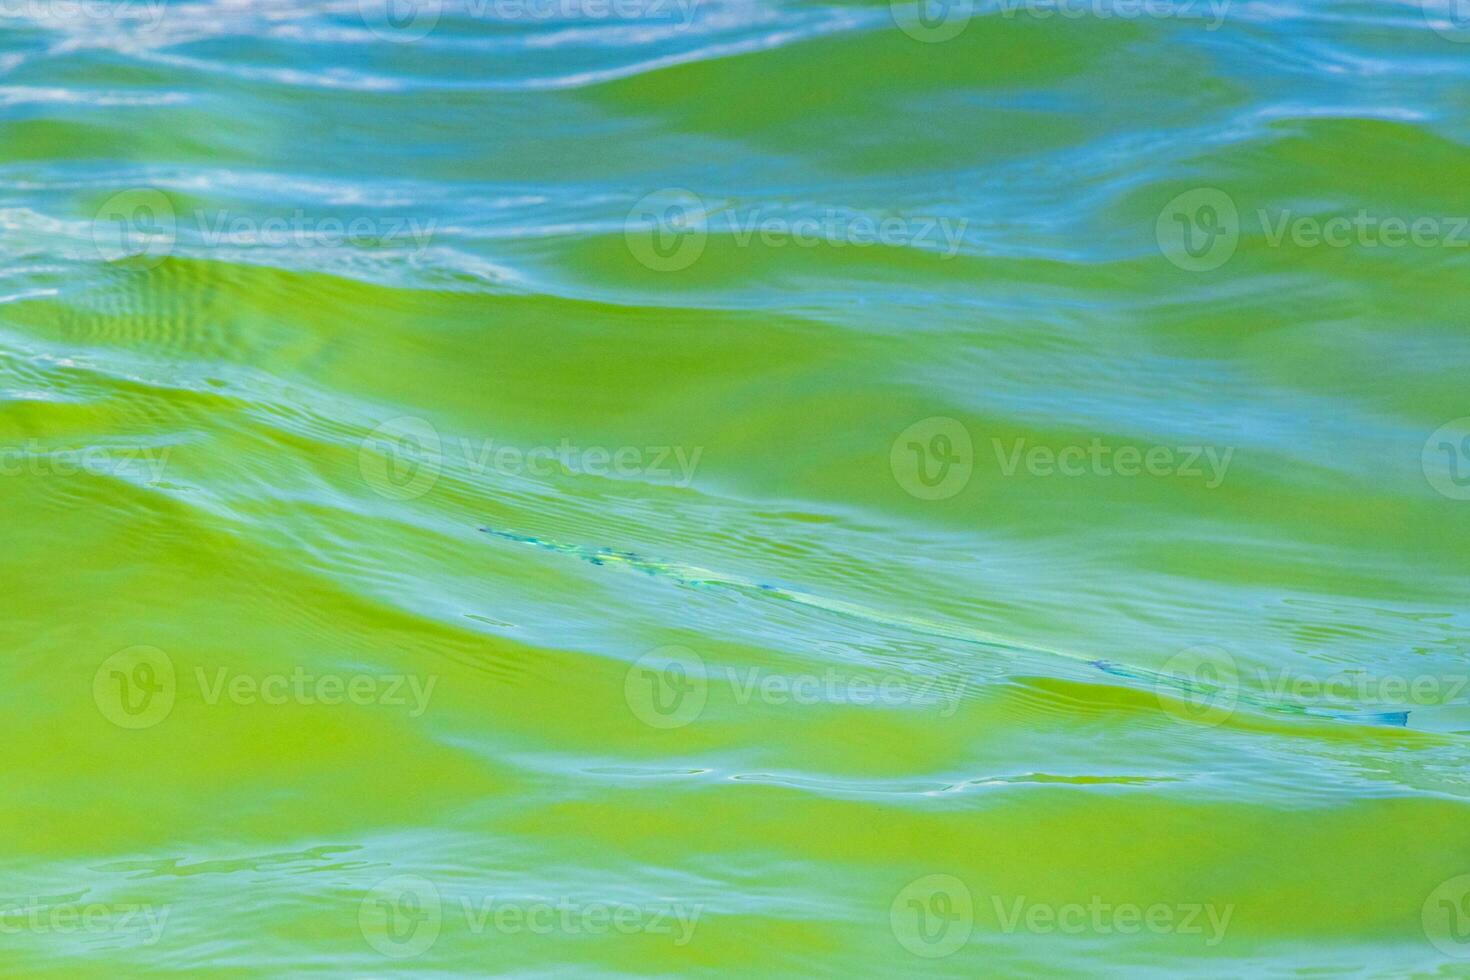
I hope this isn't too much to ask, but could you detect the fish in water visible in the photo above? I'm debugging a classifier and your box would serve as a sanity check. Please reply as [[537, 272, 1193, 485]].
[[1089, 660, 1408, 728], [480, 527, 1410, 728]]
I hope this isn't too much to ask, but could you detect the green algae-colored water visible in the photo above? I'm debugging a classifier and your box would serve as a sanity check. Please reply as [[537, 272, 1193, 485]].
[[5, 0, 1470, 974]]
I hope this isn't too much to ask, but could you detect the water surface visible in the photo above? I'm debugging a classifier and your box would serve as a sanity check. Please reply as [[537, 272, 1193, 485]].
[[4, 0, 1470, 974]]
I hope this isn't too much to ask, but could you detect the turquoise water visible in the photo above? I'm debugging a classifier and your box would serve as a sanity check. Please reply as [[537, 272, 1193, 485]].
[[4, 0, 1470, 975]]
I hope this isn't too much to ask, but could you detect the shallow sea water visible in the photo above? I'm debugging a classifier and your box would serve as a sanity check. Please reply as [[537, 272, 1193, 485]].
[[4, 0, 1470, 974]]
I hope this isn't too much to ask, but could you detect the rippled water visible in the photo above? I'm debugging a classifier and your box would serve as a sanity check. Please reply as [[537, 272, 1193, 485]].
[[5, 0, 1470, 974]]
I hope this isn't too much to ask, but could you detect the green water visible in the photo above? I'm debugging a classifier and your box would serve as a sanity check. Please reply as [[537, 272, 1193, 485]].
[[4, 0, 1470, 974]]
